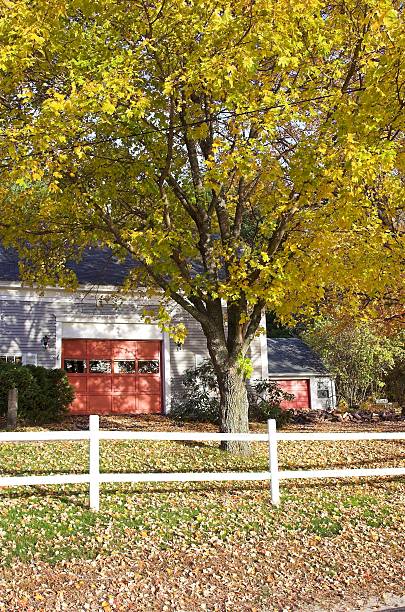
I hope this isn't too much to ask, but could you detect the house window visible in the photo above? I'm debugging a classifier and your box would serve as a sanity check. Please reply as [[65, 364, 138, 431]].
[[0, 355, 23, 365], [317, 381, 330, 399], [195, 354, 205, 368]]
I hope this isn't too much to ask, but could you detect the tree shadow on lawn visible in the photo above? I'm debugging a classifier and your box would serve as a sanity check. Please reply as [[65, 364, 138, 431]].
[[99, 475, 405, 495], [176, 440, 216, 449]]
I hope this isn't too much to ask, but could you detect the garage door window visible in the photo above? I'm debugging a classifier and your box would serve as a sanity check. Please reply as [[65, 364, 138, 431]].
[[64, 359, 86, 373], [138, 360, 159, 374], [89, 360, 112, 374], [115, 360, 136, 374]]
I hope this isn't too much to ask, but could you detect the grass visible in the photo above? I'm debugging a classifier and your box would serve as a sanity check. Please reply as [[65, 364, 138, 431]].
[[0, 417, 404, 609], [0, 430, 403, 563]]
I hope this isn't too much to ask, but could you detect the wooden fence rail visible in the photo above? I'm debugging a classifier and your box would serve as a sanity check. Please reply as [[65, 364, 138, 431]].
[[0, 416, 404, 510]]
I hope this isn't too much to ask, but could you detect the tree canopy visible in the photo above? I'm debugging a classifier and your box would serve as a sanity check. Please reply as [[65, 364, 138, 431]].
[[303, 317, 405, 407], [0, 0, 404, 439]]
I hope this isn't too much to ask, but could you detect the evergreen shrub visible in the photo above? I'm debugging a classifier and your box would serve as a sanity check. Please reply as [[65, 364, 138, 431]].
[[0, 362, 74, 424]]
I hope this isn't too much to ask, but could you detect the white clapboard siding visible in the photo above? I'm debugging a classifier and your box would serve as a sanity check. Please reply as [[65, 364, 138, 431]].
[[0, 294, 268, 402]]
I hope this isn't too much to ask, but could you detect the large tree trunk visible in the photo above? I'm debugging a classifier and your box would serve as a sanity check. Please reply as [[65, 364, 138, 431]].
[[216, 366, 250, 454]]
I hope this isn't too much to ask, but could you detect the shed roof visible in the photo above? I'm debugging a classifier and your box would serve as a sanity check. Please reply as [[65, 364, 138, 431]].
[[267, 337, 329, 376], [0, 244, 139, 286]]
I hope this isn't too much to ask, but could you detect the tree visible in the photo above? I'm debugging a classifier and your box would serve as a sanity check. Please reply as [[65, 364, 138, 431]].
[[0, 0, 403, 450], [303, 318, 405, 407], [384, 354, 405, 409]]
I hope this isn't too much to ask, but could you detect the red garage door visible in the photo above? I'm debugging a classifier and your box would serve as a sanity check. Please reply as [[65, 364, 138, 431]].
[[62, 339, 162, 415], [276, 379, 310, 410]]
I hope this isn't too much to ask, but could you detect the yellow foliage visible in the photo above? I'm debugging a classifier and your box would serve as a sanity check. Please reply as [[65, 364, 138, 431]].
[[0, 0, 402, 350]]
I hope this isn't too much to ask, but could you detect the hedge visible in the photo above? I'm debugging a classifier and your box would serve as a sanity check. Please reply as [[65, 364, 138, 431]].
[[0, 362, 74, 424]]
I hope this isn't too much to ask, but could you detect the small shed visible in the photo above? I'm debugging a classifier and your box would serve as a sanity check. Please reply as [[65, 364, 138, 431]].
[[267, 338, 336, 410]]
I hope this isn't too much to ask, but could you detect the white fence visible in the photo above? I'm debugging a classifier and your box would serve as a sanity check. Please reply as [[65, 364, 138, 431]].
[[0, 416, 404, 511]]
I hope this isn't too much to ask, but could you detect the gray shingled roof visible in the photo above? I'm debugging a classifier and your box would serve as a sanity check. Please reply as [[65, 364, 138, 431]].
[[267, 337, 329, 376], [0, 245, 19, 281], [0, 242, 218, 286], [0, 244, 139, 286]]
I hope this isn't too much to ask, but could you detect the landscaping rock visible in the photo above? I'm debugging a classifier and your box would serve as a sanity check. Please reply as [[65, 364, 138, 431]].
[[289, 408, 405, 426]]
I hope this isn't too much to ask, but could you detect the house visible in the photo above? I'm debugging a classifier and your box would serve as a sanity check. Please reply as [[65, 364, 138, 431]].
[[0, 244, 335, 415], [267, 337, 336, 410], [0, 244, 268, 415]]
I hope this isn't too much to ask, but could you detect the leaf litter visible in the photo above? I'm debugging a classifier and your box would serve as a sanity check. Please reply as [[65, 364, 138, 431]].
[[0, 416, 403, 611]]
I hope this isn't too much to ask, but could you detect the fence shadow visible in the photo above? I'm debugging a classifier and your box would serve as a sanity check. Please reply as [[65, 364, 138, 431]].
[[0, 468, 88, 476], [0, 485, 89, 508], [0, 475, 404, 507], [281, 453, 405, 471]]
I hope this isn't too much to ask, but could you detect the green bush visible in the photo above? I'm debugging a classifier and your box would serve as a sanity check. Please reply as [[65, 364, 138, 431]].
[[170, 360, 220, 424], [0, 363, 74, 424], [248, 379, 294, 427], [171, 360, 294, 427], [0, 363, 36, 412]]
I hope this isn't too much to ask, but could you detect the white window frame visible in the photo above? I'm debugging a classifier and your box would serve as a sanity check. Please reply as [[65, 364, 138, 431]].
[[317, 380, 330, 399], [0, 354, 23, 365]]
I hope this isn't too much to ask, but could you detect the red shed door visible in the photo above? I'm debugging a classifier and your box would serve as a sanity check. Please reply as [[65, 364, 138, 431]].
[[62, 339, 162, 415], [276, 379, 310, 410]]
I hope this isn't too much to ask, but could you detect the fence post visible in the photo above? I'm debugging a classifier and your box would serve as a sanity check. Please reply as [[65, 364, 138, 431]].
[[6, 387, 18, 431], [89, 415, 100, 511], [267, 419, 280, 506]]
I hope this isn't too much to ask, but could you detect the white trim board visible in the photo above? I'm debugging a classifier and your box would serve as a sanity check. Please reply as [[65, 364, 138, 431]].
[[259, 312, 268, 379], [162, 332, 171, 415], [57, 315, 147, 324], [60, 321, 163, 340], [0, 282, 160, 303], [268, 373, 332, 379], [0, 280, 149, 294]]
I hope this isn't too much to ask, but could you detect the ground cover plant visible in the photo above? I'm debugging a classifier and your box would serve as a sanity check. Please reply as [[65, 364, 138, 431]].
[[0, 416, 403, 610]]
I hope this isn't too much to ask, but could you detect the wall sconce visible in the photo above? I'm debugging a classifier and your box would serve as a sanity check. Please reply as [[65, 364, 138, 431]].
[[41, 334, 50, 349], [176, 341, 183, 351]]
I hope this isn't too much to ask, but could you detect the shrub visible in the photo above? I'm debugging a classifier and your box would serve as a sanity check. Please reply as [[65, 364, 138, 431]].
[[359, 398, 375, 413], [0, 363, 37, 414], [171, 360, 294, 427], [303, 319, 404, 408], [248, 379, 294, 427], [0, 363, 74, 424], [170, 360, 220, 424], [336, 398, 349, 413], [25, 365, 75, 423]]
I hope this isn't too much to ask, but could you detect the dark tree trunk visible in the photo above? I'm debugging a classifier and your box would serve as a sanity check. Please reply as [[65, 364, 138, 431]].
[[217, 366, 250, 454], [203, 309, 262, 453], [6, 387, 18, 431]]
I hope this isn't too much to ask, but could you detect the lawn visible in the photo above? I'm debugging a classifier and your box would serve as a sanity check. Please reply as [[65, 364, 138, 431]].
[[0, 416, 404, 611]]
